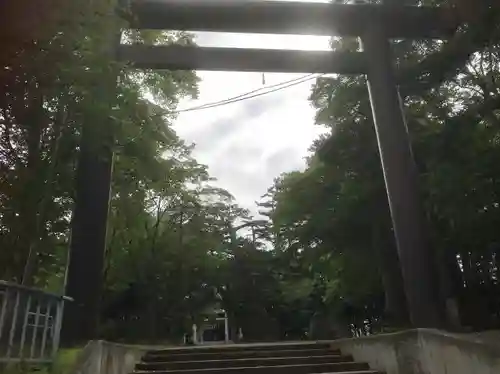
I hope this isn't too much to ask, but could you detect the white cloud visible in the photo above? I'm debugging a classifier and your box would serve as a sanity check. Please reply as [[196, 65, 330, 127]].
[[173, 1, 331, 218]]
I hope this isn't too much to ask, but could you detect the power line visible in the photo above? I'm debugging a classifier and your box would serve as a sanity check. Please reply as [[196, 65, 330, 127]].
[[181, 73, 314, 111], [187, 73, 316, 111], [174, 73, 318, 113], [178, 73, 323, 113], [174, 73, 324, 114]]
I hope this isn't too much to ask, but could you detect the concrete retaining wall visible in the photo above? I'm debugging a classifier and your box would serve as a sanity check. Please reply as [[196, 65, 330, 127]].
[[330, 329, 500, 374], [71, 341, 145, 374], [69, 330, 500, 374]]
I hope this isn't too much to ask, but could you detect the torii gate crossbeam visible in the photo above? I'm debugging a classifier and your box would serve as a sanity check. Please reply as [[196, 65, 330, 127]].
[[128, 0, 458, 38]]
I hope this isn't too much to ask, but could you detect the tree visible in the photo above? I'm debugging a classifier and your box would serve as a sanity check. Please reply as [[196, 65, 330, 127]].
[[260, 1, 500, 332]]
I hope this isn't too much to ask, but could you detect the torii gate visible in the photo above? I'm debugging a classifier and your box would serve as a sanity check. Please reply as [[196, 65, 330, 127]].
[[63, 0, 466, 342]]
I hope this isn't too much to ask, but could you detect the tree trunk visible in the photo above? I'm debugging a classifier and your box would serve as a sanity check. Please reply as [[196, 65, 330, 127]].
[[435, 246, 462, 330], [20, 96, 44, 285], [22, 104, 65, 285]]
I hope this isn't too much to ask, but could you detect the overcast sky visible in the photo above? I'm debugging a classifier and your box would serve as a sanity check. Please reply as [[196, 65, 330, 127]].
[[173, 1, 331, 219]]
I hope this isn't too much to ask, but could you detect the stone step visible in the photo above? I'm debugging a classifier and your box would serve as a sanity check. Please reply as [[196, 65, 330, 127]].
[[143, 348, 339, 362], [135, 372, 379, 374], [133, 361, 370, 374], [149, 343, 331, 355], [137, 354, 354, 371]]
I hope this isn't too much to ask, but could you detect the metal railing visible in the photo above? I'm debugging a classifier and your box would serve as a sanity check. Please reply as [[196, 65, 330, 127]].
[[0, 281, 72, 364]]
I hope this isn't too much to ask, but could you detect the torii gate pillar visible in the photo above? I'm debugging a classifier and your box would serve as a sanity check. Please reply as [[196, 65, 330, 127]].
[[361, 25, 441, 327]]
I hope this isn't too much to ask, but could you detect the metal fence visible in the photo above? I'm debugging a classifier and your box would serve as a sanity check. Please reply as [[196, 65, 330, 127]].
[[0, 281, 72, 364]]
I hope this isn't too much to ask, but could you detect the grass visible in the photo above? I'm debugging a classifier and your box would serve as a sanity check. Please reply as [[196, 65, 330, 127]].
[[2, 348, 82, 374], [48, 348, 82, 374]]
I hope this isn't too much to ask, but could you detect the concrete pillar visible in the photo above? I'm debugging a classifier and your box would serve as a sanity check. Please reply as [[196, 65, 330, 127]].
[[224, 312, 229, 343], [192, 324, 198, 344]]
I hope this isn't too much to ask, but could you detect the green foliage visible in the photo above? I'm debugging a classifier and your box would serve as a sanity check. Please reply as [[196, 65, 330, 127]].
[[260, 9, 500, 332], [0, 0, 240, 342], [3, 0, 500, 345], [1, 348, 81, 374], [0, 0, 199, 285]]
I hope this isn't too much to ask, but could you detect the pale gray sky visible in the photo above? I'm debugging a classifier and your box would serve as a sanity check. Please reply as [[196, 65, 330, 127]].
[[173, 1, 331, 218]]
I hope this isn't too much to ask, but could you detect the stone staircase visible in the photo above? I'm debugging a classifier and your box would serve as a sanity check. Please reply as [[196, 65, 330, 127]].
[[133, 342, 381, 374]]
